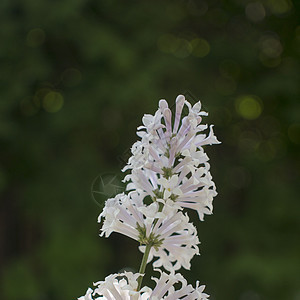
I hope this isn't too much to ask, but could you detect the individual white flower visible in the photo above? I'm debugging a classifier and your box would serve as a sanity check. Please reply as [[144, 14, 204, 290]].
[[78, 270, 209, 300], [99, 193, 199, 271], [157, 175, 182, 199]]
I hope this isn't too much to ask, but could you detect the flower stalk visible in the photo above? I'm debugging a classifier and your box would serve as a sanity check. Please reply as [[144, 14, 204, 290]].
[[137, 243, 152, 291]]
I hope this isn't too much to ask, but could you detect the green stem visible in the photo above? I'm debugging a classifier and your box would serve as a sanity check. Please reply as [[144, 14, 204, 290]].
[[137, 243, 152, 291], [137, 200, 164, 291]]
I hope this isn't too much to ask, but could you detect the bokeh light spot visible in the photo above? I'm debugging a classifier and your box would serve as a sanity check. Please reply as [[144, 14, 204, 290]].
[[26, 28, 45, 47], [245, 2, 266, 23], [43, 92, 64, 113], [260, 36, 282, 58], [239, 130, 261, 153], [173, 39, 192, 58], [191, 38, 210, 57], [259, 54, 281, 68], [259, 34, 283, 68], [158, 35, 194, 58], [33, 88, 52, 108], [266, 0, 293, 16], [257, 140, 277, 161], [236, 95, 262, 120]]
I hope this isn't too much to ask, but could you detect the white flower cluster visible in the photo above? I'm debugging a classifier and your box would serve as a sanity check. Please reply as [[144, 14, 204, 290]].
[[123, 95, 219, 221], [79, 271, 209, 300], [100, 192, 199, 271], [78, 95, 220, 299]]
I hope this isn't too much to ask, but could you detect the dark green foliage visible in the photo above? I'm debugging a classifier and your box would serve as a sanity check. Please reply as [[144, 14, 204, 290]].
[[0, 0, 299, 299]]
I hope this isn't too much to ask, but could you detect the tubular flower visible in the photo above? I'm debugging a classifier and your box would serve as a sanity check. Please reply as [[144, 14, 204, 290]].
[[78, 270, 209, 300], [99, 193, 199, 271], [122, 95, 220, 220]]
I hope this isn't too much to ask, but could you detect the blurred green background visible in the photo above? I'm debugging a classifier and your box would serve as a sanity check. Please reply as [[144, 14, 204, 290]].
[[0, 0, 299, 299]]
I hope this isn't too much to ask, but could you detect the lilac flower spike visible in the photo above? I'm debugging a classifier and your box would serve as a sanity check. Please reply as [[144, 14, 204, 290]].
[[79, 95, 219, 299]]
